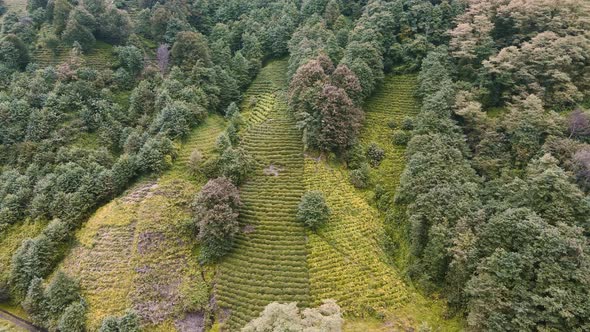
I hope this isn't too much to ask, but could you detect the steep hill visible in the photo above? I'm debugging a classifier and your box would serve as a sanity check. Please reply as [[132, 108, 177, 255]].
[[216, 60, 311, 330], [217, 61, 461, 331], [58, 115, 226, 331]]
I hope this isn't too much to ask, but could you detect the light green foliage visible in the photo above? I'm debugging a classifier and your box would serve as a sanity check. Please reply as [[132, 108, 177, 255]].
[[114, 45, 144, 76], [242, 300, 344, 332], [296, 191, 330, 231]]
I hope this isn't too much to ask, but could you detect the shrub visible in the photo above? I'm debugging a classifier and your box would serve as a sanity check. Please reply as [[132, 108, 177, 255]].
[[225, 102, 239, 118], [366, 143, 385, 167], [401, 117, 414, 130], [218, 147, 254, 185], [188, 149, 203, 175], [243, 299, 343, 332], [349, 163, 371, 189], [344, 144, 366, 170], [215, 133, 231, 153], [98, 311, 139, 332], [387, 119, 397, 129], [392, 130, 411, 146], [194, 177, 241, 262], [99, 316, 120, 332], [57, 300, 87, 332], [297, 191, 330, 231]]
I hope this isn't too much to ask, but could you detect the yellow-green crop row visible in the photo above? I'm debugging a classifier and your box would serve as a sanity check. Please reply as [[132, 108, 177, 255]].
[[304, 159, 410, 318], [216, 59, 311, 330], [360, 74, 420, 195]]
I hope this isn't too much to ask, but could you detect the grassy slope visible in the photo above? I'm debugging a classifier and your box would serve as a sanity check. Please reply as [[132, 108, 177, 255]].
[[58, 115, 225, 331], [361, 75, 420, 195], [360, 74, 420, 270], [0, 319, 27, 332], [304, 75, 463, 331], [216, 60, 311, 330], [3, 0, 26, 14]]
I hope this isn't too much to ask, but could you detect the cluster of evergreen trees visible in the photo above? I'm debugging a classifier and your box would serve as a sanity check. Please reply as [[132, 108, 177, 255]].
[[394, 1, 590, 330]]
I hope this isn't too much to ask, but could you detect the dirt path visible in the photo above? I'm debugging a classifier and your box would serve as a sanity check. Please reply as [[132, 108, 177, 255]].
[[0, 309, 45, 332]]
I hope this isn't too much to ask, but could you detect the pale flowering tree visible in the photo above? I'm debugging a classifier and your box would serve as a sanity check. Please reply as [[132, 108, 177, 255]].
[[156, 43, 169, 74]]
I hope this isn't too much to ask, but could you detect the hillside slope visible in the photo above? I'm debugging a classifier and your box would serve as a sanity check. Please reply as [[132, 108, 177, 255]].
[[304, 74, 462, 331], [59, 115, 226, 331], [216, 60, 311, 330]]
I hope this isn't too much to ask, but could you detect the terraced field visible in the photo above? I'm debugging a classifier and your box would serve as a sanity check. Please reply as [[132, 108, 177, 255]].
[[304, 159, 409, 317], [216, 60, 311, 330], [361, 75, 420, 195], [60, 115, 225, 331], [3, 0, 26, 13], [32, 39, 115, 69]]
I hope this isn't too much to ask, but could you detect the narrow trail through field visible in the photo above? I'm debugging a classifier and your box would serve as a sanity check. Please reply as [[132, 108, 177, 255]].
[[216, 60, 311, 329], [0, 309, 44, 332]]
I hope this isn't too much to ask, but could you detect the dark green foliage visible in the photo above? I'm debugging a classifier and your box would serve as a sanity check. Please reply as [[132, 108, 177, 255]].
[[344, 143, 366, 170], [366, 143, 384, 167], [96, 7, 131, 44], [99, 316, 120, 332], [115, 45, 144, 76], [10, 219, 70, 299], [61, 17, 95, 51], [137, 136, 175, 173], [118, 311, 140, 332], [392, 130, 411, 146], [296, 191, 330, 231], [22, 277, 47, 324], [0, 34, 30, 69], [57, 300, 87, 332], [171, 31, 211, 70], [465, 208, 590, 331], [100, 311, 139, 332], [22, 270, 83, 329], [349, 163, 370, 189], [217, 147, 254, 185], [194, 177, 241, 262], [45, 271, 80, 317]]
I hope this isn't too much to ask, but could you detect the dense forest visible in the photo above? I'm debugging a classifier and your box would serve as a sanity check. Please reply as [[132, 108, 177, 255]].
[[0, 0, 589, 331]]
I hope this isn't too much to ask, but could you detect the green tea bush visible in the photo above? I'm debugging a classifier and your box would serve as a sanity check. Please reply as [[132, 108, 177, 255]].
[[392, 130, 411, 146], [349, 163, 371, 189], [366, 143, 385, 167], [297, 191, 330, 231]]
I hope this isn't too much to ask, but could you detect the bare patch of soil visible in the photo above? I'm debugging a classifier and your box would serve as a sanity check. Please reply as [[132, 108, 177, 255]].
[[123, 182, 159, 203], [174, 311, 205, 332], [263, 164, 283, 176]]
